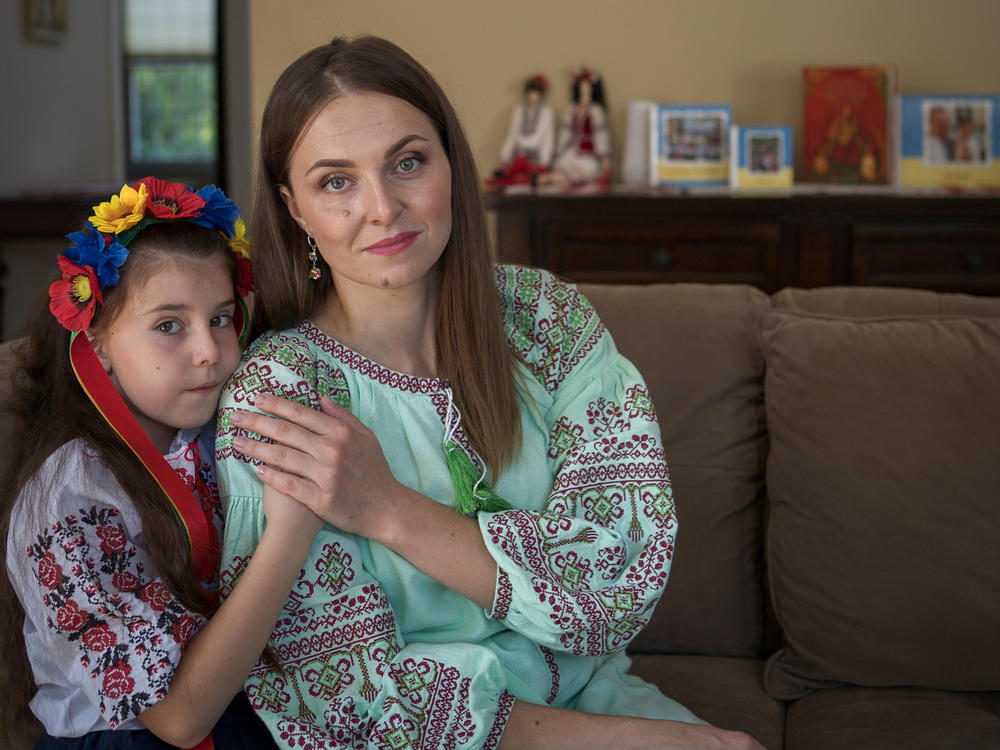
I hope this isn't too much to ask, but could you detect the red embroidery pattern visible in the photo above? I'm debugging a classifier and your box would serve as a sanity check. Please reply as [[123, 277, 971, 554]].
[[298, 321, 444, 395], [216, 330, 350, 465], [539, 646, 561, 704], [496, 265, 605, 393], [486, 380, 677, 656], [548, 416, 585, 460], [490, 568, 513, 621], [25, 506, 201, 727], [484, 691, 516, 750], [228, 537, 492, 748]]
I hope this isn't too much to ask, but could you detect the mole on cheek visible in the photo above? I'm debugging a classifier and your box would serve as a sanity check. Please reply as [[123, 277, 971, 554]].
[[380, 274, 390, 287]]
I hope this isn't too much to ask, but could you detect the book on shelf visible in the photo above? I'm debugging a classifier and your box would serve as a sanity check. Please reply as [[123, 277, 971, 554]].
[[802, 65, 896, 185], [897, 94, 1000, 189], [729, 125, 794, 189], [649, 104, 731, 187]]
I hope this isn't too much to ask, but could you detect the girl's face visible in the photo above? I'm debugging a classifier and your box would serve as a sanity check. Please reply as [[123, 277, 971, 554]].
[[89, 254, 241, 453], [279, 91, 453, 299]]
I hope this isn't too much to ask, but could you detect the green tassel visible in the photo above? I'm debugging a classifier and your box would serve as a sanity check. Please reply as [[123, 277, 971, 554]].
[[444, 441, 512, 515]]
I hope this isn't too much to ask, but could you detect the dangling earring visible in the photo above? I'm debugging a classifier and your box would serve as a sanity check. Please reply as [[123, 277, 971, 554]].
[[307, 235, 321, 280]]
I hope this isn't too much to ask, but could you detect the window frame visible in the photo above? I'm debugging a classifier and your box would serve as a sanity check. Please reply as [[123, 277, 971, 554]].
[[119, 0, 227, 188]]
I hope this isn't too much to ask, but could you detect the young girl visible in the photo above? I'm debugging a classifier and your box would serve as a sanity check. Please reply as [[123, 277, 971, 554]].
[[1, 178, 323, 749]]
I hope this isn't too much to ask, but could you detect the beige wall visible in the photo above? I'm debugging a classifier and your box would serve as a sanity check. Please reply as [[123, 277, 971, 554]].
[[244, 1, 997, 178]]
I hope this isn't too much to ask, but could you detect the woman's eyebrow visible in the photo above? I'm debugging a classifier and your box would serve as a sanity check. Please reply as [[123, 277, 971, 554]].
[[384, 134, 428, 158], [306, 158, 354, 174], [304, 134, 430, 176]]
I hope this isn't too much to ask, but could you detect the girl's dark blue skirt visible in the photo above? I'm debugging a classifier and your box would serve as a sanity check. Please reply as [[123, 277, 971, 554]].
[[33, 692, 276, 749]]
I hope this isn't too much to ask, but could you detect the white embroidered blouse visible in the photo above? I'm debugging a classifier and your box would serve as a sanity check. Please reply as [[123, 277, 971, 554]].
[[5, 426, 221, 737]]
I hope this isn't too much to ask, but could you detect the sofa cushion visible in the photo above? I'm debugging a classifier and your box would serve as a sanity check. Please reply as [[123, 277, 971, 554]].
[[773, 284, 1000, 318], [628, 654, 784, 750], [784, 686, 1000, 750], [760, 309, 1000, 699], [580, 283, 770, 657]]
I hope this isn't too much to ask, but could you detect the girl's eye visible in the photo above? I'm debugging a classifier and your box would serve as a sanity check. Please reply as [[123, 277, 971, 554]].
[[155, 321, 180, 334], [211, 313, 234, 328], [323, 175, 348, 191]]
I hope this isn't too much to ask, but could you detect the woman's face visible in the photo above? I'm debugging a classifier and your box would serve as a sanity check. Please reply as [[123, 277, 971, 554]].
[[280, 91, 453, 297]]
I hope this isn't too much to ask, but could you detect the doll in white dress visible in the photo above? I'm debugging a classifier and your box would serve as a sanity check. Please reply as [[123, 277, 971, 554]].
[[492, 74, 556, 186]]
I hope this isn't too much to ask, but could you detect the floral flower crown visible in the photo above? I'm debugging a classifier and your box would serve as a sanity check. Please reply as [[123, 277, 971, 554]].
[[49, 176, 254, 331]]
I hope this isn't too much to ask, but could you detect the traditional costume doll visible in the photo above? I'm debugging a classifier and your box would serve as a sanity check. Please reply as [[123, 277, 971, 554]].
[[491, 74, 557, 186], [547, 67, 612, 184]]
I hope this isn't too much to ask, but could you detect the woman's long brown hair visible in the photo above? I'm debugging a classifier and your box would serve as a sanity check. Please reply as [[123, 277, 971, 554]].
[[0, 223, 234, 730], [252, 35, 522, 477]]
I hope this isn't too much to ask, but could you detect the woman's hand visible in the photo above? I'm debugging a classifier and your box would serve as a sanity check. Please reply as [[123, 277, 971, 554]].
[[500, 703, 768, 750], [230, 393, 404, 541], [230, 392, 501, 608]]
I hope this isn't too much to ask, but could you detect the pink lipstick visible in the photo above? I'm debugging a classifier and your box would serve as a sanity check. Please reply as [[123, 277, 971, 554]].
[[364, 231, 419, 256]]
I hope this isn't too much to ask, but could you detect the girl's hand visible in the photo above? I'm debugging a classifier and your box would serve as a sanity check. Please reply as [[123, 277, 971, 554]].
[[261, 483, 325, 541], [230, 393, 404, 541]]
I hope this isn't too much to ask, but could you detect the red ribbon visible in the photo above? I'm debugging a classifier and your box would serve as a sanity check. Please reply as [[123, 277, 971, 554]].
[[69, 331, 217, 582]]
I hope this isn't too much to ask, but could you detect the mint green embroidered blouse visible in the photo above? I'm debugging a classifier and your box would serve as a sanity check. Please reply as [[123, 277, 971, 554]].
[[216, 265, 700, 748]]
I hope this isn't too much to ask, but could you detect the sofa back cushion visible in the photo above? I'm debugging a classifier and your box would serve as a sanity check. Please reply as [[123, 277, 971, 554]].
[[761, 291, 1000, 698], [581, 283, 770, 657]]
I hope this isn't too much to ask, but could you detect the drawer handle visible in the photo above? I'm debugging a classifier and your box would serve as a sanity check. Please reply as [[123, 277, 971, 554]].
[[654, 248, 674, 270], [964, 249, 985, 273]]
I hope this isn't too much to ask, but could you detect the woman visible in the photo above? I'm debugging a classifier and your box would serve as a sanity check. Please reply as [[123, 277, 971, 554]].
[[217, 35, 764, 750]]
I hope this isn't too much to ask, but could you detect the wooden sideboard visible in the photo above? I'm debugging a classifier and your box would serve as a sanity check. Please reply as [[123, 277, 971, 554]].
[[486, 188, 1000, 295]]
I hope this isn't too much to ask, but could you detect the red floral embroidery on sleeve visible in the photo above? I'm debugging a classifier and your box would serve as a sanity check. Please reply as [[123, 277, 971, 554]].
[[24, 505, 205, 727]]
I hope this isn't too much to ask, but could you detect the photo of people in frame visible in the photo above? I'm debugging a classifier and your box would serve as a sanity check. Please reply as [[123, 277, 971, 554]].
[[747, 132, 782, 173], [662, 110, 726, 163], [924, 99, 992, 165]]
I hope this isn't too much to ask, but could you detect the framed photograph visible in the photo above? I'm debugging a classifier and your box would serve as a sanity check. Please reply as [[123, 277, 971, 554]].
[[649, 105, 731, 187], [920, 99, 991, 164], [898, 95, 1000, 188], [22, 0, 68, 44], [730, 125, 794, 189]]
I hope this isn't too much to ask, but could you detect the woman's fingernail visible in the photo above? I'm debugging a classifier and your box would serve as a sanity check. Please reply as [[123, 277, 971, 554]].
[[231, 410, 245, 424], [233, 436, 246, 451]]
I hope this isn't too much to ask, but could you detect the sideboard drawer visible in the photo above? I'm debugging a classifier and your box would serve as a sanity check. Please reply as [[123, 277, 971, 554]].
[[540, 221, 782, 287], [852, 224, 1000, 293]]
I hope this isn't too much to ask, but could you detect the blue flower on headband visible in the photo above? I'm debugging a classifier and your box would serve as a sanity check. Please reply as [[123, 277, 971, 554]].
[[192, 184, 240, 237], [64, 222, 129, 289]]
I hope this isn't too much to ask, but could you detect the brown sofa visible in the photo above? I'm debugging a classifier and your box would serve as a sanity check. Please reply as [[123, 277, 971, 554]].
[[4, 281, 1000, 750]]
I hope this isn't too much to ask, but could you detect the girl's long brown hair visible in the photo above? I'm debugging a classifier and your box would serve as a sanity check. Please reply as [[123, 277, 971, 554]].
[[0, 223, 234, 730], [252, 35, 522, 477]]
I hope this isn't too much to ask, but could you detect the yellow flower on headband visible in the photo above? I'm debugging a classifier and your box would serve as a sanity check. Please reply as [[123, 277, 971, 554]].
[[90, 182, 149, 235], [229, 217, 249, 258]]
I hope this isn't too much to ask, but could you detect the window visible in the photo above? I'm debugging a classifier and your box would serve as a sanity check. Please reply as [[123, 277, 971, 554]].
[[121, 0, 223, 186]]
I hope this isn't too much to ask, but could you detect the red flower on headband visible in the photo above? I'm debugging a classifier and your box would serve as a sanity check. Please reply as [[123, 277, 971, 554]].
[[233, 255, 255, 298], [48, 256, 103, 331], [138, 177, 206, 220]]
